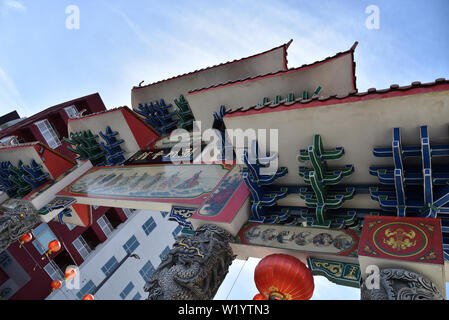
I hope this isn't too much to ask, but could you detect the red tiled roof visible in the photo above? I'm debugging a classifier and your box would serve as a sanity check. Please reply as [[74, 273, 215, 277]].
[[188, 41, 358, 95], [132, 40, 293, 90], [0, 93, 102, 138], [224, 78, 449, 117]]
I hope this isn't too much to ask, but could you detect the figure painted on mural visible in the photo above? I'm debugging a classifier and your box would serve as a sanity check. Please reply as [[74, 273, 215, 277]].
[[175, 171, 202, 189], [111, 173, 139, 192], [159, 172, 181, 189], [293, 231, 312, 246], [332, 234, 354, 250], [140, 172, 165, 190], [312, 233, 334, 247], [245, 225, 262, 240], [129, 172, 149, 188], [276, 230, 293, 244], [261, 228, 278, 241]]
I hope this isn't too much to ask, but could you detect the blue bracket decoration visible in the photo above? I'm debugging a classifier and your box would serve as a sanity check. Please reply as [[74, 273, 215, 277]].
[[242, 140, 288, 223], [99, 126, 126, 166], [370, 125, 449, 218], [298, 135, 355, 227], [0, 160, 49, 198], [0, 161, 18, 197], [134, 99, 177, 135]]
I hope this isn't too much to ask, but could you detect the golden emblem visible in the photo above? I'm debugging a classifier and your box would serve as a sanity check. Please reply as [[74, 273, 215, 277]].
[[383, 228, 416, 250]]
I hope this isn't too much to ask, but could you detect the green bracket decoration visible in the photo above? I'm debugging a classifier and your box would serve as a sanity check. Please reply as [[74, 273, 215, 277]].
[[174, 94, 194, 131], [298, 135, 355, 227], [307, 257, 361, 288], [64, 130, 106, 166]]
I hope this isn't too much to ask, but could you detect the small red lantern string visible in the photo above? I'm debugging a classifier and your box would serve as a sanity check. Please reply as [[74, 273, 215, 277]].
[[19, 233, 33, 248], [51, 280, 62, 291], [46, 240, 61, 256]]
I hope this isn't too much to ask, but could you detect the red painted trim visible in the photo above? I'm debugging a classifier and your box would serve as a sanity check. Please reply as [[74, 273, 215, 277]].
[[188, 51, 353, 96], [225, 82, 449, 118], [192, 181, 250, 223], [68, 107, 123, 122], [71, 203, 92, 227], [132, 43, 290, 91], [121, 108, 160, 148]]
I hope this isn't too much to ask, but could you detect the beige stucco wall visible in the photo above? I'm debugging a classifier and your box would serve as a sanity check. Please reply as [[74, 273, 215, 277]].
[[68, 111, 140, 160], [0, 145, 52, 178], [130, 46, 287, 110], [187, 52, 355, 130], [223, 89, 449, 190]]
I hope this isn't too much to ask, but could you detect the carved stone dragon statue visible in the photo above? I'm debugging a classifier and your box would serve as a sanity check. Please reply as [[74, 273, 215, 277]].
[[0, 201, 40, 253], [144, 224, 235, 300], [361, 268, 444, 300]]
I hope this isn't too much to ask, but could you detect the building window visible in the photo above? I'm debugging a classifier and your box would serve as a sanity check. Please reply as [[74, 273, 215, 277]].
[[43, 261, 64, 281], [0, 251, 12, 267], [72, 235, 91, 260], [64, 105, 79, 119], [101, 256, 119, 277], [97, 215, 113, 237], [120, 281, 134, 299], [34, 119, 61, 149], [76, 280, 96, 300], [159, 246, 170, 260], [172, 225, 182, 237], [123, 208, 136, 218], [132, 292, 142, 300], [32, 223, 58, 255], [141, 217, 156, 236], [139, 261, 155, 282], [123, 235, 139, 254]]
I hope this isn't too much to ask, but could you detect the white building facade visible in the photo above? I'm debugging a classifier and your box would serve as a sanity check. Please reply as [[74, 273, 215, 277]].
[[47, 208, 182, 300]]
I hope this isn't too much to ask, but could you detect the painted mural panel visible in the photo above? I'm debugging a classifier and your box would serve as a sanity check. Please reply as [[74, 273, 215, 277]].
[[196, 165, 248, 219], [59, 163, 233, 202], [359, 216, 444, 264], [236, 222, 359, 257]]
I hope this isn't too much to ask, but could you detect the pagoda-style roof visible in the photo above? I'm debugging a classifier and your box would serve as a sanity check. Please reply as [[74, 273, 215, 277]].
[[225, 78, 449, 116], [67, 106, 160, 160], [130, 40, 292, 109], [187, 42, 358, 130]]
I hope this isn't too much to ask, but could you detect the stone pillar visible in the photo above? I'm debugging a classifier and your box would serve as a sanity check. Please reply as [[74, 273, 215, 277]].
[[144, 224, 235, 300], [358, 215, 446, 300], [361, 268, 444, 300]]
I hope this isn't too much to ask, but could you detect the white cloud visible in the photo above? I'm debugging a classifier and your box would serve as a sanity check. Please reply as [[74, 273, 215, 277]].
[[0, 66, 26, 116], [3, 0, 26, 11]]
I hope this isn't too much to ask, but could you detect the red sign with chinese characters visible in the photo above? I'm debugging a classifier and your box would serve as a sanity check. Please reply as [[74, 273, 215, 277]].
[[358, 216, 443, 265]]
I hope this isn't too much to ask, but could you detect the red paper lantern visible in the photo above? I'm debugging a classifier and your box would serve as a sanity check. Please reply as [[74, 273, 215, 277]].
[[51, 280, 62, 291], [253, 293, 266, 300], [82, 294, 94, 300], [64, 266, 77, 280], [254, 254, 314, 300], [47, 240, 61, 254], [19, 233, 33, 247]]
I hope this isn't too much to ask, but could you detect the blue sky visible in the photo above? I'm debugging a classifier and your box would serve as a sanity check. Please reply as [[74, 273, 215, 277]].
[[0, 0, 448, 117], [1, 0, 448, 300]]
